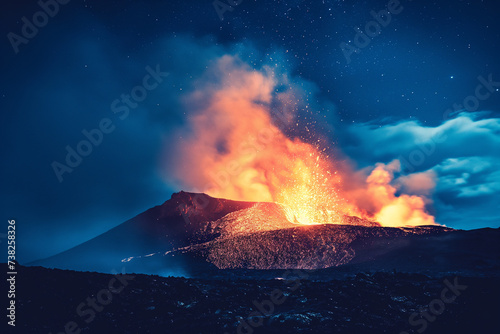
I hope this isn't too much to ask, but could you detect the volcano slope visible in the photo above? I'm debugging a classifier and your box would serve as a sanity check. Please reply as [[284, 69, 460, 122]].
[[31, 191, 499, 279]]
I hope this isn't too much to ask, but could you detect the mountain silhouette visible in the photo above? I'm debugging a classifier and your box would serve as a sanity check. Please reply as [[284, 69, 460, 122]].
[[30, 191, 500, 278]]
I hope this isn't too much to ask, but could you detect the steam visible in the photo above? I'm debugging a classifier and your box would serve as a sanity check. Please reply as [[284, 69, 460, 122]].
[[364, 161, 435, 226]]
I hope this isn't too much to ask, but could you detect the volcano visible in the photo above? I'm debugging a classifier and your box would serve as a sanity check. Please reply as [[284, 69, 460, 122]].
[[31, 191, 499, 278]]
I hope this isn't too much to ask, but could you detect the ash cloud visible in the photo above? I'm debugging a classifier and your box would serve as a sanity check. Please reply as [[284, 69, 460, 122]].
[[161, 49, 439, 227]]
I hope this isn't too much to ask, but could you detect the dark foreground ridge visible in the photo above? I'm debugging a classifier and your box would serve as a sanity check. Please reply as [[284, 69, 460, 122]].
[[10, 264, 500, 334]]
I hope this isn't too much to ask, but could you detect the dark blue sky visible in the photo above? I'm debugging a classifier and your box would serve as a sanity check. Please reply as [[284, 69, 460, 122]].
[[1, 0, 499, 263]]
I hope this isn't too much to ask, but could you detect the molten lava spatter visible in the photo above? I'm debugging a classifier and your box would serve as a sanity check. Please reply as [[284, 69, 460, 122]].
[[272, 145, 344, 225]]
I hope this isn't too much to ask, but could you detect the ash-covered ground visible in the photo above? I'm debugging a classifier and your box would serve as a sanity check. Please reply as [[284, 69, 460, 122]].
[[12, 264, 499, 334]]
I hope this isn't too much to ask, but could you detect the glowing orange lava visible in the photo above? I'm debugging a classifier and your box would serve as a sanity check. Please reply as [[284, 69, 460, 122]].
[[270, 141, 345, 225]]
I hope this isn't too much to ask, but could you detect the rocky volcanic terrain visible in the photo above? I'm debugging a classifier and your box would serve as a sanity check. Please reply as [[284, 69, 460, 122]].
[[12, 264, 500, 334], [21, 191, 500, 333]]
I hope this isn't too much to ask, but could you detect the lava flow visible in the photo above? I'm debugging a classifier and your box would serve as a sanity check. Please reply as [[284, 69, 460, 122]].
[[165, 55, 436, 227]]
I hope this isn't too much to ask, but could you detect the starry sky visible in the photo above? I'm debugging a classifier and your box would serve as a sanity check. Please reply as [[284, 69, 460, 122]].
[[1, 0, 499, 263]]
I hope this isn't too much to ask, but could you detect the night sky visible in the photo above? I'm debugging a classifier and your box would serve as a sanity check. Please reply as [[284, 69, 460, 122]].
[[1, 0, 499, 263]]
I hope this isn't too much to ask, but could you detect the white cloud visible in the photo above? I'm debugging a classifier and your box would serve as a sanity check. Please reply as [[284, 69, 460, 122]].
[[341, 113, 500, 228], [344, 113, 500, 171]]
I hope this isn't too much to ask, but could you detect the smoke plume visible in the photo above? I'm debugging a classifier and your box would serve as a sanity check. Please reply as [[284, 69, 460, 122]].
[[164, 55, 437, 227]]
